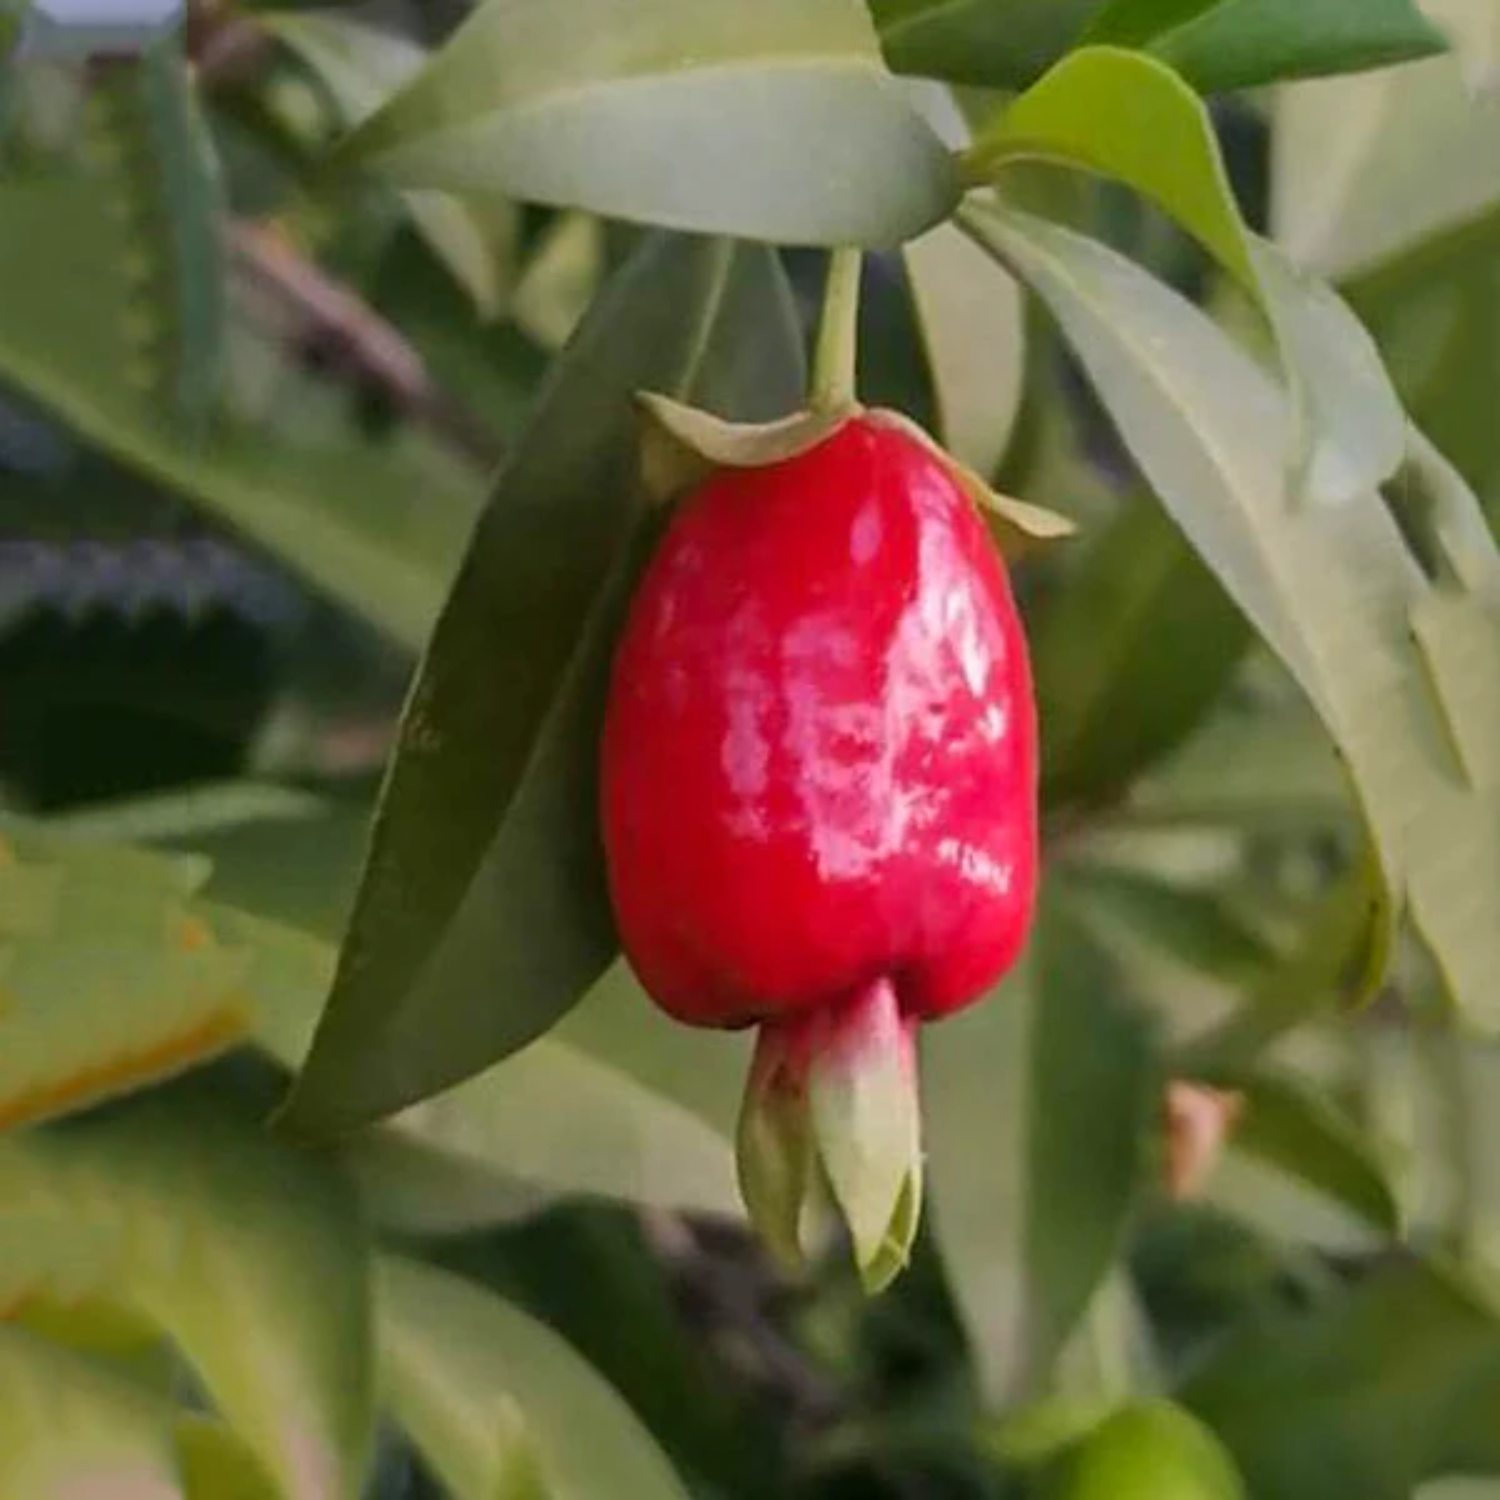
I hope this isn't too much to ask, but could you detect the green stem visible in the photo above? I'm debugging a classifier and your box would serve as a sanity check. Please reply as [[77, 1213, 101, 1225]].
[[809, 247, 863, 414]]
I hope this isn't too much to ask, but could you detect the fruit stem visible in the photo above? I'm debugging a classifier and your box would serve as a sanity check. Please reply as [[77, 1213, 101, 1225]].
[[810, 247, 863, 415]]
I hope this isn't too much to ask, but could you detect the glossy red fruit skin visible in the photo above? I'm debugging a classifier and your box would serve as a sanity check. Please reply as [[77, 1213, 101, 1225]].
[[601, 414, 1037, 1031]]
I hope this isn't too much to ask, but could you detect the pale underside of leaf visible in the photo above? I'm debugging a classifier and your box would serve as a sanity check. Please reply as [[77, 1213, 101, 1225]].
[[0, 830, 252, 1133], [335, 0, 956, 246], [0, 1091, 374, 1500], [974, 205, 1500, 1027], [378, 1256, 690, 1500], [972, 47, 1406, 503]]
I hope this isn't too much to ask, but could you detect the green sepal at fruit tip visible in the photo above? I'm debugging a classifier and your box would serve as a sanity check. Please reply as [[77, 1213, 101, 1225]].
[[735, 979, 925, 1295], [633, 392, 1077, 561], [735, 1038, 817, 1275]]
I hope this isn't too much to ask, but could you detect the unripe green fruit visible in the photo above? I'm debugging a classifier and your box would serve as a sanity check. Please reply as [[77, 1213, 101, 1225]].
[[1041, 1401, 1245, 1500]]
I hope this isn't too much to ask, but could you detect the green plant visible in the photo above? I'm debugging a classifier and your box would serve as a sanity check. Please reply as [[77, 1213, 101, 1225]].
[[4, 1, 1500, 1497]]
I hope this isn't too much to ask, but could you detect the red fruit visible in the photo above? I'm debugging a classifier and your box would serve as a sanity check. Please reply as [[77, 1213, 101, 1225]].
[[601, 410, 1038, 1286]]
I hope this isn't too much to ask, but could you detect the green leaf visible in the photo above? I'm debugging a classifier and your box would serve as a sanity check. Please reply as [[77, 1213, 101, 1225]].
[[282, 231, 805, 1136], [1429, 0, 1500, 98], [216, 904, 744, 1230], [1030, 495, 1250, 808], [268, 12, 519, 318], [903, 219, 1027, 482], [1128, 699, 1350, 830], [871, 0, 1107, 88], [0, 1083, 374, 1500], [0, 152, 481, 650], [1176, 864, 1387, 1079], [926, 891, 1157, 1403], [333, 0, 957, 248], [969, 48, 1408, 506], [0, 827, 252, 1133], [1214, 1070, 1403, 1244], [0, 1326, 186, 1497], [83, 40, 227, 440], [176, 1421, 281, 1500], [1184, 1260, 1500, 1498], [1273, 33, 1500, 278], [1084, 0, 1446, 93], [551, 960, 750, 1141], [345, 1033, 742, 1232], [971, 206, 1500, 1030], [966, 48, 1256, 287], [379, 1255, 691, 1500]]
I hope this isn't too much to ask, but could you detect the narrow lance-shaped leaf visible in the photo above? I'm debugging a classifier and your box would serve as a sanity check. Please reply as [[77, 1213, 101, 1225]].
[[969, 205, 1500, 1029], [0, 1327, 183, 1498], [210, 893, 744, 1230], [332, 0, 957, 247], [1029, 494, 1249, 808], [378, 1256, 691, 1500], [281, 231, 806, 1136], [267, 12, 518, 319], [0, 129, 482, 649], [926, 891, 1157, 1403], [1083, 0, 1447, 93], [0, 826, 252, 1133], [0, 1083, 375, 1500], [966, 46, 1407, 504], [1184, 1260, 1500, 1499], [1274, 22, 1500, 279], [900, 83, 1027, 482], [1208, 1070, 1403, 1247], [870, 0, 1105, 89]]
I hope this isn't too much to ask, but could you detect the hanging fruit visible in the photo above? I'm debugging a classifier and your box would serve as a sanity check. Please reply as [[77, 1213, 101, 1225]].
[[601, 252, 1067, 1289]]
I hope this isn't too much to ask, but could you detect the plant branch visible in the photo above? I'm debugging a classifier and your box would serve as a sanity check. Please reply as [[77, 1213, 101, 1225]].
[[227, 219, 504, 472]]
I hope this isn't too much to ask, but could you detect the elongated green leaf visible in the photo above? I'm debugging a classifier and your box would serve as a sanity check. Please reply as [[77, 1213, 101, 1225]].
[[0, 1338, 279, 1500], [0, 153, 481, 650], [927, 893, 1157, 1403], [379, 1256, 690, 1500], [971, 206, 1500, 1028], [1084, 0, 1446, 92], [1274, 24, 1500, 278], [1184, 1261, 1500, 1499], [871, 0, 1106, 87], [1214, 1071, 1402, 1243], [334, 0, 956, 248], [1128, 699, 1350, 830], [968, 47, 1407, 504], [904, 220, 1026, 482], [177, 1421, 281, 1500], [269, 12, 518, 319], [0, 828, 252, 1133], [0, 1327, 185, 1498], [1176, 865, 1386, 1079], [347, 1037, 741, 1232], [1431, 0, 1500, 97], [553, 961, 750, 1141], [968, 47, 1255, 286], [282, 232, 805, 1136], [0, 1085, 375, 1500], [81, 41, 226, 439], [1031, 496, 1249, 807], [211, 904, 744, 1230]]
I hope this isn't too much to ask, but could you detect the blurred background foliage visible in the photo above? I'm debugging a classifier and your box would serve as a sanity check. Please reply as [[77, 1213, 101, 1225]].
[[3, 0, 1500, 1497]]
